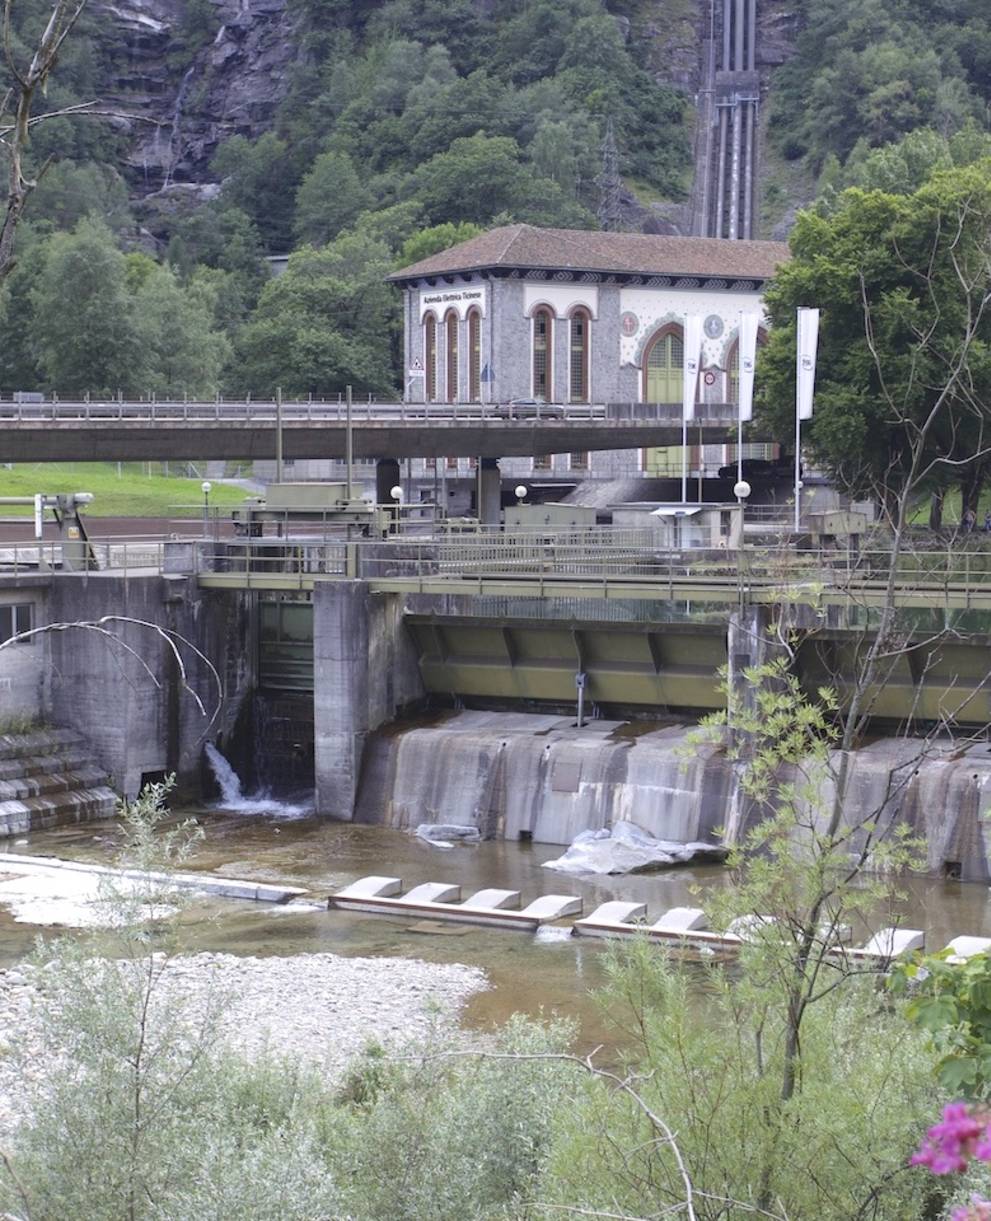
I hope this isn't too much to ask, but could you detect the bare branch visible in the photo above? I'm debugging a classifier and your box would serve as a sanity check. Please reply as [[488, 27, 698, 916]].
[[0, 616, 222, 733]]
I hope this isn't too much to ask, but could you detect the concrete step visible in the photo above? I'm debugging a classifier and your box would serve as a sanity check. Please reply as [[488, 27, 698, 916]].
[[0, 729, 89, 762], [0, 764, 112, 802], [0, 787, 118, 837], [0, 750, 94, 782]]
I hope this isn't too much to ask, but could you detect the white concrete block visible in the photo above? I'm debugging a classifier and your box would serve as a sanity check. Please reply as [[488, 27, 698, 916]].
[[400, 882, 461, 905], [651, 906, 708, 932], [334, 876, 403, 900], [944, 936, 991, 963], [461, 888, 521, 910], [519, 895, 582, 921], [857, 927, 924, 959]]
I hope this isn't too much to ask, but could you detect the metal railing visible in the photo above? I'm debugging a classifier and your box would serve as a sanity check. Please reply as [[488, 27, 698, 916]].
[[0, 398, 740, 425], [6, 529, 991, 602]]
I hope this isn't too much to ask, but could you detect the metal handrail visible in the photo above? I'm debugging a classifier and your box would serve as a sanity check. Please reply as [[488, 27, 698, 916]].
[[0, 398, 742, 424], [6, 531, 991, 593]]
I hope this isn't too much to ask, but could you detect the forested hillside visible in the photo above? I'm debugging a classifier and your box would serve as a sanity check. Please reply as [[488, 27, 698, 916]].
[[0, 0, 989, 399], [762, 0, 991, 228]]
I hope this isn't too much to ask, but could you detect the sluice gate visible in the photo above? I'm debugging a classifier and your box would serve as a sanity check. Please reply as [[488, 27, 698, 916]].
[[255, 594, 991, 729]]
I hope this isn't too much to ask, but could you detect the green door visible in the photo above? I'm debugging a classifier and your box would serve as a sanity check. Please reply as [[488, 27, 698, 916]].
[[645, 331, 683, 403]]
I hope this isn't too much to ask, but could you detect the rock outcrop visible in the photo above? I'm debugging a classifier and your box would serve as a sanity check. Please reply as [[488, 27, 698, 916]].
[[94, 0, 303, 194]]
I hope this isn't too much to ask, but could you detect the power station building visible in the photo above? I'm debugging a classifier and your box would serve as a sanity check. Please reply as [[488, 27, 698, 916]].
[[390, 224, 788, 410]]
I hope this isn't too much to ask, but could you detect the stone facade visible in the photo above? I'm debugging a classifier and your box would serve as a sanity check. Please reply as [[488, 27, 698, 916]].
[[402, 271, 769, 408], [392, 226, 786, 489]]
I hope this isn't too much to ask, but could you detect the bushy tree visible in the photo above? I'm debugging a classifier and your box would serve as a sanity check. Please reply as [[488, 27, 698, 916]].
[[758, 162, 991, 510], [293, 150, 371, 246], [232, 231, 399, 398], [770, 0, 989, 169], [25, 160, 133, 234], [0, 226, 47, 390], [397, 220, 482, 268], [211, 133, 303, 251], [168, 204, 269, 319], [31, 217, 143, 396], [408, 133, 593, 227], [133, 265, 230, 398]]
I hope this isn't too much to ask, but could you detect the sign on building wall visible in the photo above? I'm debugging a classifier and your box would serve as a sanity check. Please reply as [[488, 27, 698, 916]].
[[418, 286, 487, 320]]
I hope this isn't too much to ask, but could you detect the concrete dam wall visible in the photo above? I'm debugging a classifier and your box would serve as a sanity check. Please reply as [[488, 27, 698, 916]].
[[355, 711, 991, 882]]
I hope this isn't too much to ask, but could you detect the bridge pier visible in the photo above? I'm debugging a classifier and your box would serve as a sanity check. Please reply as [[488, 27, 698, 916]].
[[375, 457, 402, 507], [477, 458, 501, 526]]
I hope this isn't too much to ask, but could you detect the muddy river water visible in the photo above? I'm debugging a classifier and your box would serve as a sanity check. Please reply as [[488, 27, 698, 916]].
[[1, 808, 990, 1051]]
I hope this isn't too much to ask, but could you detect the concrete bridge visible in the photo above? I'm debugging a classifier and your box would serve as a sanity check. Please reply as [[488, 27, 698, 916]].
[[0, 398, 739, 462]]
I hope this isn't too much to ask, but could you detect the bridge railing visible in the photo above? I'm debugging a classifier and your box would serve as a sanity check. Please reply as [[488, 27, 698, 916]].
[[6, 530, 991, 597], [0, 398, 739, 424]]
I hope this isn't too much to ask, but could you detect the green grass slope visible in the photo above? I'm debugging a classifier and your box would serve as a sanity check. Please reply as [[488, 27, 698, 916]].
[[0, 463, 252, 517]]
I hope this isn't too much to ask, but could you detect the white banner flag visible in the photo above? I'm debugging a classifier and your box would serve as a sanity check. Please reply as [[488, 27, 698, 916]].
[[738, 313, 759, 423], [683, 314, 703, 422], [796, 307, 820, 421]]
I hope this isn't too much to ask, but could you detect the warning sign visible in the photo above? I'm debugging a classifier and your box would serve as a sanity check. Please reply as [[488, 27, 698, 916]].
[[409, 358, 424, 376]]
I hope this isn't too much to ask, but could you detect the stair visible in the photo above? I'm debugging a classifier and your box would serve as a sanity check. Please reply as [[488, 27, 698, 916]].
[[0, 729, 118, 836]]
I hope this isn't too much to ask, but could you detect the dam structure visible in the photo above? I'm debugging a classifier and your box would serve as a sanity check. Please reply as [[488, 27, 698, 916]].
[[4, 517, 991, 882]]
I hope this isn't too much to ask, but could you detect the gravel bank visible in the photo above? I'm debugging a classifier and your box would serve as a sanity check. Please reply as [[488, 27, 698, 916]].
[[0, 951, 489, 1135]]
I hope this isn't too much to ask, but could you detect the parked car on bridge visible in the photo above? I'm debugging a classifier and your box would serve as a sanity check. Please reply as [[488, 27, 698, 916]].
[[493, 398, 566, 419]]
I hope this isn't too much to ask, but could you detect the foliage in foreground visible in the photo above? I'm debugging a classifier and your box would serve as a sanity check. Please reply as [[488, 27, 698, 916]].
[[542, 940, 938, 1219], [0, 766, 957, 1220], [0, 782, 572, 1221], [894, 949, 991, 1097]]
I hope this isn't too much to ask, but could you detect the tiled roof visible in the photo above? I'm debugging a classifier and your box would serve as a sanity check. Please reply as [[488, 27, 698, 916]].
[[390, 224, 789, 283]]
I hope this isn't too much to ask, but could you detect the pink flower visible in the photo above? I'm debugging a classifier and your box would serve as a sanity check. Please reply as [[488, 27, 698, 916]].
[[912, 1103, 991, 1175], [952, 1198, 991, 1221]]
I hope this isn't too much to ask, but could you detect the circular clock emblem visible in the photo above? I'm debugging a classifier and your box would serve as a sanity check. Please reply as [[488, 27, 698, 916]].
[[704, 314, 724, 339], [620, 311, 639, 337], [703, 370, 716, 386]]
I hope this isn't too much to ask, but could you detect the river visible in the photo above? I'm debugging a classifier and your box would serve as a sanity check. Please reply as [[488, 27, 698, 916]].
[[1, 807, 989, 1052]]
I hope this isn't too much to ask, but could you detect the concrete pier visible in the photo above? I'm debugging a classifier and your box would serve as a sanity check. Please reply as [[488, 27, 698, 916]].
[[313, 581, 424, 818]]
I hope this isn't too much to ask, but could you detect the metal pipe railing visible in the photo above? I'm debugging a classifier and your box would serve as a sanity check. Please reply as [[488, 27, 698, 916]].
[[5, 528, 991, 594]]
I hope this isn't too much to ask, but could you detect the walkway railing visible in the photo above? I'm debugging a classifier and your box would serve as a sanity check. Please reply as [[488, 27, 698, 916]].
[[5, 529, 991, 607]]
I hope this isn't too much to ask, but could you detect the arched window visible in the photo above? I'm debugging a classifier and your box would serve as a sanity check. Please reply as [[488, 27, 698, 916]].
[[532, 307, 553, 401], [569, 308, 591, 403], [726, 329, 767, 403], [467, 308, 482, 402], [424, 312, 438, 402], [445, 310, 459, 403], [643, 325, 684, 403]]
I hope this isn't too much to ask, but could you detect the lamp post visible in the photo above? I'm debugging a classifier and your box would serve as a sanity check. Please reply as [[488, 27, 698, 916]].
[[201, 480, 212, 537], [733, 479, 750, 591], [514, 484, 528, 504], [390, 484, 402, 535]]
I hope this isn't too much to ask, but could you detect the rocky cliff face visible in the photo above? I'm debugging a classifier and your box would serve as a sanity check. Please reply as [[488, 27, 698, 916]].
[[92, 0, 804, 238], [96, 0, 303, 195]]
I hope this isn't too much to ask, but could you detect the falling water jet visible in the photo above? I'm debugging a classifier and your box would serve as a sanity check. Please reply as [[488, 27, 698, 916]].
[[204, 743, 312, 819]]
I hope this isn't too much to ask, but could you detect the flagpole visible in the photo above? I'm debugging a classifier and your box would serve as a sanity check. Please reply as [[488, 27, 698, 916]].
[[794, 315, 802, 533], [737, 311, 744, 490]]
